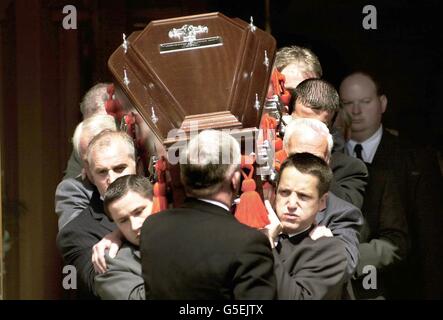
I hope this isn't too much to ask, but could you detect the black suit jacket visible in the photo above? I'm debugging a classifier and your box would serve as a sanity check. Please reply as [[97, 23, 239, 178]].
[[330, 128, 368, 209], [273, 227, 347, 299], [368, 130, 443, 298], [315, 192, 363, 281], [361, 164, 408, 258], [330, 152, 368, 209], [57, 191, 116, 299], [140, 198, 277, 300], [352, 163, 409, 299]]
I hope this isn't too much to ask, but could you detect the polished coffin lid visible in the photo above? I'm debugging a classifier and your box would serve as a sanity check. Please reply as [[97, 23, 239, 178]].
[[108, 12, 276, 146]]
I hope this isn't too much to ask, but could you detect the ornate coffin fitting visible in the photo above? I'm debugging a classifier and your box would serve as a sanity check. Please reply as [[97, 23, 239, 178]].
[[108, 12, 276, 148]]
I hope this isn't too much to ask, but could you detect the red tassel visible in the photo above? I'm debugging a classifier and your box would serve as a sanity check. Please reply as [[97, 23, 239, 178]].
[[104, 84, 125, 122], [274, 149, 288, 172], [235, 161, 270, 229], [269, 68, 292, 106], [275, 137, 283, 152], [151, 157, 168, 214], [152, 181, 167, 214]]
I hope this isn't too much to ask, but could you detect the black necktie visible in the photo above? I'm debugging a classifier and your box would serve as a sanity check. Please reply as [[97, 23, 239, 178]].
[[354, 144, 364, 161]]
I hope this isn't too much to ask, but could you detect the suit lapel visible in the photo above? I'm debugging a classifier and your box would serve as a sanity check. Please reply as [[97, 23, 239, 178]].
[[89, 190, 116, 232], [372, 130, 396, 166]]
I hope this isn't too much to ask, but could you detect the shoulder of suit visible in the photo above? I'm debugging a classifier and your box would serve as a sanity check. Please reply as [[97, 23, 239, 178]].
[[110, 243, 141, 263], [381, 130, 429, 161], [56, 177, 80, 191], [304, 236, 347, 258], [56, 176, 94, 193], [58, 204, 96, 233], [330, 152, 368, 177], [328, 192, 360, 212], [315, 235, 346, 249], [291, 236, 346, 260], [332, 151, 366, 168], [56, 208, 96, 250]]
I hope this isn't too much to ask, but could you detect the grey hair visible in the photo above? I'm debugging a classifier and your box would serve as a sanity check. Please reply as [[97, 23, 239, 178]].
[[274, 46, 322, 77], [86, 130, 136, 166], [72, 114, 117, 159], [80, 83, 111, 119], [180, 130, 241, 198], [283, 118, 333, 161]]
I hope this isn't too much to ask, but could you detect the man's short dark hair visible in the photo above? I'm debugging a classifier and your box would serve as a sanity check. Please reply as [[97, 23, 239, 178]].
[[294, 78, 340, 113], [277, 152, 333, 196], [104, 175, 153, 219]]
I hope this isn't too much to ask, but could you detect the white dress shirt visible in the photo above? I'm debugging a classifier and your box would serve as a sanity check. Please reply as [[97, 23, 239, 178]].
[[346, 125, 383, 164], [199, 198, 230, 212]]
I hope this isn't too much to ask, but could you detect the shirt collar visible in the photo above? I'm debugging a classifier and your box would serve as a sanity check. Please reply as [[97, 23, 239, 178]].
[[198, 198, 230, 212], [286, 225, 312, 238], [347, 125, 383, 163]]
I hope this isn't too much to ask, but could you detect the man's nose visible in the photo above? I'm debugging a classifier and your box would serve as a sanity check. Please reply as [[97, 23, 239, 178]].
[[130, 216, 142, 231], [351, 103, 362, 115], [287, 194, 298, 209], [107, 171, 119, 185]]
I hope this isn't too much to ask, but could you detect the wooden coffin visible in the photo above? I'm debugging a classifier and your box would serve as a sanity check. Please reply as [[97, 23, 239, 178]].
[[108, 12, 276, 147]]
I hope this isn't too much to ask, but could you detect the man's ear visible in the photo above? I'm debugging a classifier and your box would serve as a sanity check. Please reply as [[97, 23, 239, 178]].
[[380, 94, 388, 113], [147, 198, 154, 215], [231, 170, 241, 193], [319, 192, 328, 212], [291, 99, 300, 118], [84, 161, 93, 182]]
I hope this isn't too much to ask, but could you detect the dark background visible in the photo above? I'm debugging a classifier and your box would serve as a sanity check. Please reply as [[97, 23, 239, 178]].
[[1, 0, 442, 299], [222, 0, 442, 150]]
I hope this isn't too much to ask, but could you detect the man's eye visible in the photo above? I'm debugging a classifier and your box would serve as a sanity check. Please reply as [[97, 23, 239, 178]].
[[134, 208, 144, 216], [362, 99, 372, 104], [114, 166, 127, 173], [118, 218, 128, 224], [278, 190, 291, 197]]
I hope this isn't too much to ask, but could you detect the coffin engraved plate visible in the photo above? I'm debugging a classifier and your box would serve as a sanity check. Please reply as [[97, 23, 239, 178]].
[[160, 24, 223, 53], [160, 36, 223, 53]]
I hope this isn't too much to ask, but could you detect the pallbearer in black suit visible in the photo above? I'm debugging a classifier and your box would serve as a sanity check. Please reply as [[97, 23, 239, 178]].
[[140, 130, 277, 300], [264, 153, 347, 299]]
